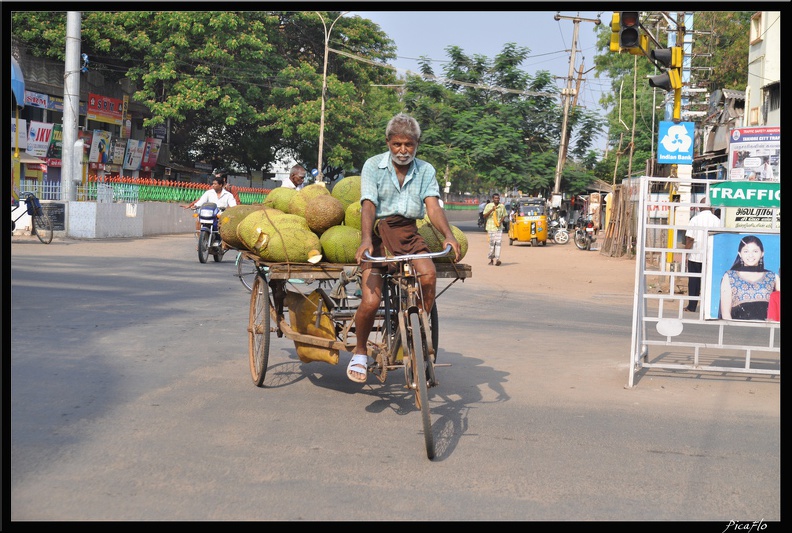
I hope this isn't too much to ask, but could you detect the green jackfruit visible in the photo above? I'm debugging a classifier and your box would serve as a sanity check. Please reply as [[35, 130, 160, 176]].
[[330, 175, 361, 211], [319, 225, 361, 264], [345, 200, 362, 230], [219, 204, 273, 250], [288, 183, 331, 218], [262, 187, 296, 212], [237, 209, 322, 263], [417, 223, 468, 263]]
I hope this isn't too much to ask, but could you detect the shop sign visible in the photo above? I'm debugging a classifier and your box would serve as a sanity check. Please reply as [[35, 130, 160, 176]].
[[24, 90, 48, 109], [87, 93, 123, 125]]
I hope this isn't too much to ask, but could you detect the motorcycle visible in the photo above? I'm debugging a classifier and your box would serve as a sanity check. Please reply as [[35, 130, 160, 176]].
[[573, 216, 597, 251], [195, 203, 227, 263], [477, 211, 486, 230], [548, 217, 569, 245]]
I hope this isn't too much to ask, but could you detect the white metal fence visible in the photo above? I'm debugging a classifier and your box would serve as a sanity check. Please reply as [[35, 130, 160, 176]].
[[628, 176, 780, 387]]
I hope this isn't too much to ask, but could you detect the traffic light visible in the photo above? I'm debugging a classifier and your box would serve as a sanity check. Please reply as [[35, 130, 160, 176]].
[[648, 46, 683, 91], [609, 13, 621, 52], [610, 11, 645, 55], [619, 11, 641, 48]]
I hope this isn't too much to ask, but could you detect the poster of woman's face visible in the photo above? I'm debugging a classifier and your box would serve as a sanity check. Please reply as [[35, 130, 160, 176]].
[[705, 233, 780, 320]]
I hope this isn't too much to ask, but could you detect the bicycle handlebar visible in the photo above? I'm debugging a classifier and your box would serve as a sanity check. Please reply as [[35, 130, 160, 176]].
[[363, 244, 452, 263]]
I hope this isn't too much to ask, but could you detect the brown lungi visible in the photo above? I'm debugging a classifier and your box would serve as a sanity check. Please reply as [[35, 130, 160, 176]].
[[361, 215, 430, 271]]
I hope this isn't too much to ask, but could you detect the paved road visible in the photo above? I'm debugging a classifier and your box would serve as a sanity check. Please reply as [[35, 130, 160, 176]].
[[9, 218, 780, 523]]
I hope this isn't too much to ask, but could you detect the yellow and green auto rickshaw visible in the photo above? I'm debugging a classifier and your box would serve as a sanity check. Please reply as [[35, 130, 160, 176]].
[[508, 197, 548, 247]]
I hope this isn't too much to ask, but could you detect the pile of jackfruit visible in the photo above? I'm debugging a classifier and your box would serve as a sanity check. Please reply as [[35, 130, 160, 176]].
[[219, 175, 468, 264]]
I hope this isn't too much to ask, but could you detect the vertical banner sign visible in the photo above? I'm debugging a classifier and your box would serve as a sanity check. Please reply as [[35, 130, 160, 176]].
[[123, 139, 145, 170], [79, 130, 93, 163], [11, 118, 28, 150], [120, 95, 129, 139], [26, 121, 54, 157], [141, 137, 162, 171], [109, 137, 126, 166], [47, 123, 63, 166], [89, 130, 113, 164]]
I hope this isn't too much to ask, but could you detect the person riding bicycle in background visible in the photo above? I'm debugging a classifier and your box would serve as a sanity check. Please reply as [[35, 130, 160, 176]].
[[348, 112, 460, 383]]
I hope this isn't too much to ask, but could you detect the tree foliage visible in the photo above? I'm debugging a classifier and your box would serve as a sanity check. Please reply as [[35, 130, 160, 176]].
[[11, 10, 399, 179], [403, 44, 603, 198]]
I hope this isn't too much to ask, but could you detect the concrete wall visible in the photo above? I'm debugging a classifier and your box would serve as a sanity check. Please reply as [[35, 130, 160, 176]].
[[12, 200, 195, 239]]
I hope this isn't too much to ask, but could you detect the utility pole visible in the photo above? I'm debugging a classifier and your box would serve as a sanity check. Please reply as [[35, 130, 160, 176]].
[[61, 11, 82, 203], [552, 12, 601, 206]]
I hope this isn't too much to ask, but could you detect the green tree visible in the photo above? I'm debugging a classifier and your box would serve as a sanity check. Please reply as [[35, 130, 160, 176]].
[[402, 44, 603, 198], [11, 11, 399, 179]]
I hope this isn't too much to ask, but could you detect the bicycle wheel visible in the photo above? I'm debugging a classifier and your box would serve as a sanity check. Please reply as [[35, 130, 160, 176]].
[[429, 303, 439, 362], [32, 211, 53, 244], [236, 252, 257, 292], [408, 310, 435, 459], [248, 276, 271, 386], [198, 231, 210, 263]]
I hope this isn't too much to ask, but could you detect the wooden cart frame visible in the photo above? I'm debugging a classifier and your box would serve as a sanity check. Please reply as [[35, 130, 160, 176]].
[[243, 250, 472, 459]]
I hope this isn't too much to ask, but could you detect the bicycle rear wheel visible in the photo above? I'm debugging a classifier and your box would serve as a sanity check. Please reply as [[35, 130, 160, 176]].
[[407, 310, 435, 459], [32, 211, 53, 244], [248, 276, 271, 386]]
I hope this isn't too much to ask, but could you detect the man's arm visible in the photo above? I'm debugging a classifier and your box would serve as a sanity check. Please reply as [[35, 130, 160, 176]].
[[355, 199, 377, 264]]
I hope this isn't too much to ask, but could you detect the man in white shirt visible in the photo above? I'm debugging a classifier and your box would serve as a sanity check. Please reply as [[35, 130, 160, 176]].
[[684, 198, 722, 312], [281, 164, 307, 190], [182, 176, 238, 233], [190, 176, 237, 210]]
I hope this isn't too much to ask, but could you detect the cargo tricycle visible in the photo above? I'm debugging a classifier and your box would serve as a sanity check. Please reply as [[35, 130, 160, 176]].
[[242, 246, 472, 460]]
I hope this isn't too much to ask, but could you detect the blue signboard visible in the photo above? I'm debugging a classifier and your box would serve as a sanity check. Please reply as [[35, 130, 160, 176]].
[[657, 121, 694, 164]]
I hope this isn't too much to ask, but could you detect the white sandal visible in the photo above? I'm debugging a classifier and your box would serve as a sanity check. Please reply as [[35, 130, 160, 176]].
[[347, 353, 368, 383]]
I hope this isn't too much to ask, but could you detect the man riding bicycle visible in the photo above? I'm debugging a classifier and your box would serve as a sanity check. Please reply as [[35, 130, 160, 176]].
[[349, 113, 460, 383]]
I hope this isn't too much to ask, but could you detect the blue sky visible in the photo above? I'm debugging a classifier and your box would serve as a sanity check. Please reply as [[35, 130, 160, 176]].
[[356, 10, 611, 151]]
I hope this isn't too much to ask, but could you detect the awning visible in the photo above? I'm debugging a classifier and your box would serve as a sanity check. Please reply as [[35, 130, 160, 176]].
[[11, 56, 25, 108], [586, 179, 613, 194], [12, 152, 46, 165]]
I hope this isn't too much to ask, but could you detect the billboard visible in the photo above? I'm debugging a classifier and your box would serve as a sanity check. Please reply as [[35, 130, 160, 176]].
[[704, 233, 780, 321]]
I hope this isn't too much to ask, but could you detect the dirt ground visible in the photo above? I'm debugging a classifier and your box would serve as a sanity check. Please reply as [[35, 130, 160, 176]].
[[449, 216, 639, 305]]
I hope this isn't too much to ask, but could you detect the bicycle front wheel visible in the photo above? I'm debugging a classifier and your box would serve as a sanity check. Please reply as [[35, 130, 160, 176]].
[[32, 211, 53, 244], [248, 276, 271, 386], [407, 310, 435, 459], [236, 252, 258, 292]]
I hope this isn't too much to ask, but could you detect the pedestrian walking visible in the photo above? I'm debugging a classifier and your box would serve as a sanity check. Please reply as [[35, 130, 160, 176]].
[[483, 193, 508, 266]]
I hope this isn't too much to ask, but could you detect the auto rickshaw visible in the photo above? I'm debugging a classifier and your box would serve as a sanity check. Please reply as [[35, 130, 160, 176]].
[[508, 197, 548, 246]]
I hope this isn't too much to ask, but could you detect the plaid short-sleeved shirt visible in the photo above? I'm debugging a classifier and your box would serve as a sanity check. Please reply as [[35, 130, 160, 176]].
[[360, 151, 440, 220]]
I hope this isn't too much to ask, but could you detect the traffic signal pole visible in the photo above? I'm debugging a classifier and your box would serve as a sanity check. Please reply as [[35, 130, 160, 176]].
[[552, 13, 601, 203]]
